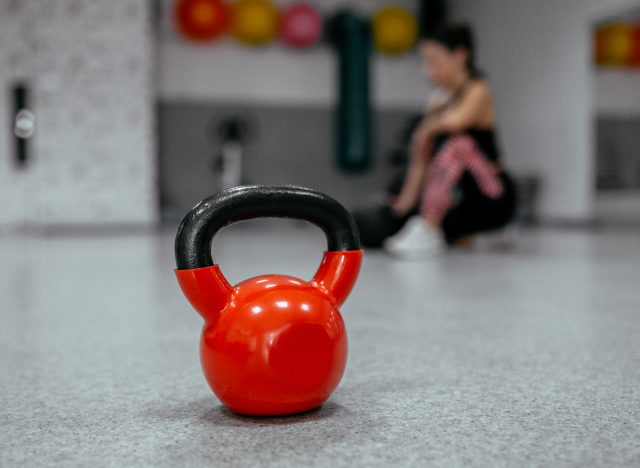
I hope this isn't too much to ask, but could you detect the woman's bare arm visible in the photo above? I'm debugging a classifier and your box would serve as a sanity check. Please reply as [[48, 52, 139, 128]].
[[389, 90, 452, 216], [422, 82, 493, 137]]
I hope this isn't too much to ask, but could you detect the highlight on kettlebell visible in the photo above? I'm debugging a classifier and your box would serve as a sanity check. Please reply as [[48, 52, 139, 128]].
[[174, 186, 363, 417]]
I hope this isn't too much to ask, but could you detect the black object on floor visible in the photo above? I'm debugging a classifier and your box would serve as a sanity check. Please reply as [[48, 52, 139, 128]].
[[353, 204, 417, 249]]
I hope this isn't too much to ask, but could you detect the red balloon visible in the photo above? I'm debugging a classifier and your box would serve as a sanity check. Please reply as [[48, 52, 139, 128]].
[[280, 3, 323, 49], [175, 0, 230, 42]]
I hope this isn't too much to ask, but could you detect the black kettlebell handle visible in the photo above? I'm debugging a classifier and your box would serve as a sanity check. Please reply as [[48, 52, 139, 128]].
[[175, 185, 361, 270]]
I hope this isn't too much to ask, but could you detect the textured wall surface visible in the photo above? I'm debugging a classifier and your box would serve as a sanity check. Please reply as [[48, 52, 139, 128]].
[[0, 0, 156, 228]]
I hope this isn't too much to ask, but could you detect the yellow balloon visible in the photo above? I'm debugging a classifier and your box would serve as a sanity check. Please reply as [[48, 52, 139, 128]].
[[597, 23, 632, 67], [373, 6, 419, 56], [232, 0, 280, 46]]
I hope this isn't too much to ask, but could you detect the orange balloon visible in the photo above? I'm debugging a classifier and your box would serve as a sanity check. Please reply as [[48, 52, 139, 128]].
[[175, 0, 230, 42], [373, 6, 419, 56], [231, 0, 280, 46], [596, 23, 632, 67]]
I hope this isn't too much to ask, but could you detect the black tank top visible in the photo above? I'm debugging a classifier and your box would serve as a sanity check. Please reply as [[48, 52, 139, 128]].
[[433, 128, 501, 162], [429, 78, 502, 163]]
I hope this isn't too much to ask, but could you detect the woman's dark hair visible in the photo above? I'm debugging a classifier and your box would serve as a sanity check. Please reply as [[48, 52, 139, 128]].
[[427, 23, 482, 78]]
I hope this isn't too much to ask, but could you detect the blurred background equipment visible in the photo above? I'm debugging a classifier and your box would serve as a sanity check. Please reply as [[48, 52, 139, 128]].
[[592, 10, 640, 225], [353, 203, 415, 248], [280, 2, 323, 49], [212, 117, 250, 190], [11, 82, 34, 169], [174, 0, 230, 42], [231, 0, 280, 46], [512, 175, 541, 226], [327, 10, 372, 172], [372, 6, 419, 56]]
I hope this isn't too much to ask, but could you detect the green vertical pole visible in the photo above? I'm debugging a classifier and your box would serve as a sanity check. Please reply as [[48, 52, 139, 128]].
[[328, 11, 372, 172]]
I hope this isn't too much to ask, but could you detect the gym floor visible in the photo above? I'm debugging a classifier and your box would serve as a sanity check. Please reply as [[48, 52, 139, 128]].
[[1, 224, 639, 467]]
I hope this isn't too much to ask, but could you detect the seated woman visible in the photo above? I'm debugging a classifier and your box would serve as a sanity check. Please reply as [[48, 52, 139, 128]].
[[385, 23, 516, 258]]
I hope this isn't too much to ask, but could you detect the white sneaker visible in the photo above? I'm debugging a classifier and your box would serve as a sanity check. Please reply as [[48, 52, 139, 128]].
[[384, 216, 445, 259]]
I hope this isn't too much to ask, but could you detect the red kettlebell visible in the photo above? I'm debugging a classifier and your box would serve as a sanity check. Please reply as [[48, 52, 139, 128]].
[[175, 186, 363, 416]]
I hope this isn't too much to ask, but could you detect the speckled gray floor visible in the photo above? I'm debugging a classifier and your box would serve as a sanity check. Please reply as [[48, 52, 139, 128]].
[[1, 224, 639, 467]]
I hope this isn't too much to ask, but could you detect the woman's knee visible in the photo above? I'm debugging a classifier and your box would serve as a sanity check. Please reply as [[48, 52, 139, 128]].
[[440, 135, 476, 161]]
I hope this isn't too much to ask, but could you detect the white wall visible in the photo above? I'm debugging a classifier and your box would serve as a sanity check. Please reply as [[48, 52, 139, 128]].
[[158, 0, 430, 109], [453, 0, 640, 221], [595, 69, 640, 116]]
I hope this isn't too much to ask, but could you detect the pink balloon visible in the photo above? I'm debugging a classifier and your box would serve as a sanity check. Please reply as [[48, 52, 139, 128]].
[[281, 3, 323, 49]]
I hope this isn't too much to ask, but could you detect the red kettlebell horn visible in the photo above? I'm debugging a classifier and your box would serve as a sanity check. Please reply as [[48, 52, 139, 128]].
[[175, 186, 363, 416]]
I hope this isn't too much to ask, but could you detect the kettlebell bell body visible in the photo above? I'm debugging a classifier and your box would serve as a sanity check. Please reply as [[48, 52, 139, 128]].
[[175, 186, 362, 416]]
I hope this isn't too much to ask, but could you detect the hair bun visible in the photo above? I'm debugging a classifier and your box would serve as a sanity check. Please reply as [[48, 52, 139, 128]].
[[426, 22, 481, 77]]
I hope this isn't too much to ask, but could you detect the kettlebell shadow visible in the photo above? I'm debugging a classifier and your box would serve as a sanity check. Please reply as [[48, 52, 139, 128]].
[[205, 401, 348, 427], [148, 396, 347, 427]]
